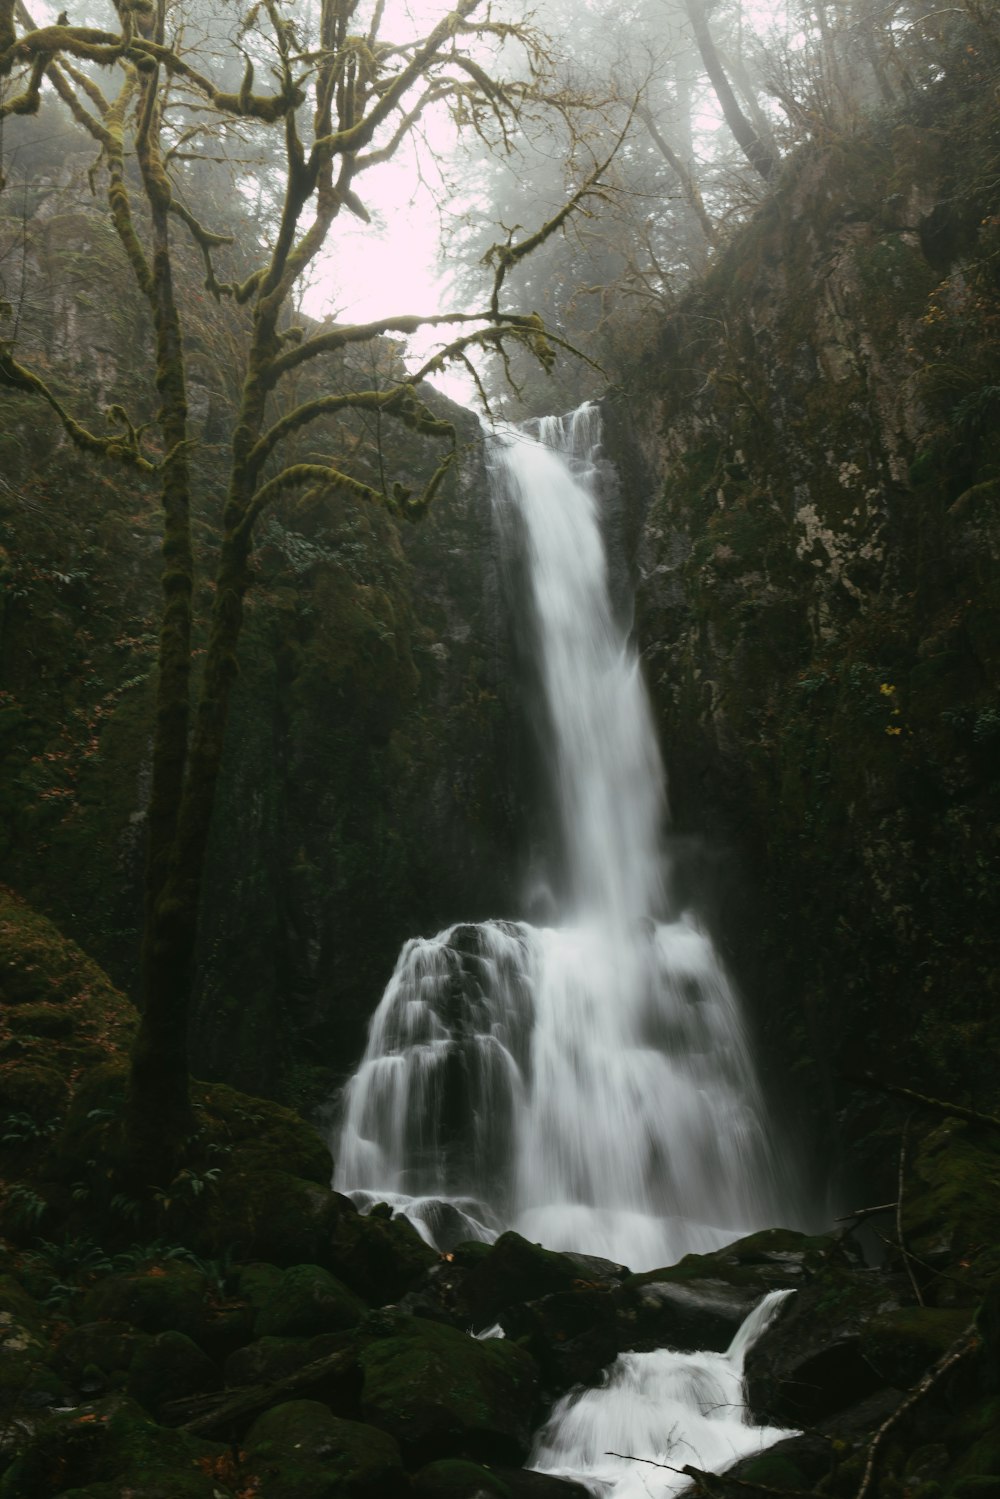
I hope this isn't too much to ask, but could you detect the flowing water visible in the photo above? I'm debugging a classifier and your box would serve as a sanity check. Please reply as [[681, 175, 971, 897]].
[[332, 405, 794, 1494], [530, 1289, 795, 1498]]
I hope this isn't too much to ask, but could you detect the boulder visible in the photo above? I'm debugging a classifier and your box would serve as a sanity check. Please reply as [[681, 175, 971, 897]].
[[78, 1263, 212, 1345], [357, 1311, 539, 1465], [235, 1260, 366, 1342], [125, 1329, 222, 1421], [457, 1234, 583, 1331], [325, 1196, 437, 1304], [412, 1461, 592, 1498], [223, 1331, 353, 1390], [744, 1264, 903, 1425], [244, 1399, 405, 1497], [0, 1393, 229, 1498]]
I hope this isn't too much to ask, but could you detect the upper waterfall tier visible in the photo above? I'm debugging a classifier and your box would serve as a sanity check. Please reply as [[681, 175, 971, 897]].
[[492, 405, 666, 928]]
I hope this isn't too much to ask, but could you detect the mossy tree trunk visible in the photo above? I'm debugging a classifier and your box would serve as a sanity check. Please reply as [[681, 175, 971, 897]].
[[1, 0, 619, 1182]]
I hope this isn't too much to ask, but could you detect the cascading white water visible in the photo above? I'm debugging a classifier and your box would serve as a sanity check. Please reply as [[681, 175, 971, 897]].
[[530, 1290, 795, 1499], [334, 404, 782, 1267]]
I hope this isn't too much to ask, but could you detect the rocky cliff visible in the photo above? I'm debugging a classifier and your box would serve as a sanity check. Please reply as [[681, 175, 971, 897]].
[[607, 57, 1000, 1198]]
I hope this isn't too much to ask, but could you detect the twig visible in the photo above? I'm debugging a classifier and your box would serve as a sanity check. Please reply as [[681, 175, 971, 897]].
[[604, 1453, 817, 1497], [855, 1324, 978, 1499], [833, 1199, 893, 1223], [847, 1074, 1000, 1132], [897, 1114, 924, 1307], [172, 1347, 357, 1436]]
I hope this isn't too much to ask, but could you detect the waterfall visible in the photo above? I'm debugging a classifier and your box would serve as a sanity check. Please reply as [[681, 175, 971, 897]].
[[333, 405, 783, 1268], [530, 1290, 795, 1498]]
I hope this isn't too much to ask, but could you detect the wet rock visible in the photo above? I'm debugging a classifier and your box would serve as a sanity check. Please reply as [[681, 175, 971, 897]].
[[861, 1306, 973, 1389], [744, 1262, 902, 1425], [326, 1196, 437, 1305], [357, 1310, 539, 1465], [244, 1399, 405, 1497], [616, 1228, 862, 1355], [412, 1462, 592, 1499], [617, 1275, 762, 1353], [458, 1234, 583, 1331], [500, 1285, 621, 1396]]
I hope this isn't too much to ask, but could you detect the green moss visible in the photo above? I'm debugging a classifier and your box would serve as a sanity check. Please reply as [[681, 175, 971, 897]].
[[413, 1458, 512, 1497], [245, 1400, 405, 1498], [861, 1307, 973, 1388], [0, 1394, 226, 1499], [358, 1313, 539, 1465]]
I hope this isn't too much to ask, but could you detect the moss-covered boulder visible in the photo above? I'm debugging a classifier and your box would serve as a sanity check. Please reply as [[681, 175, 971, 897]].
[[902, 1123, 1000, 1301], [499, 1284, 620, 1396], [0, 1272, 66, 1428], [326, 1197, 437, 1305], [412, 1462, 592, 1499], [862, 1306, 974, 1390], [56, 1321, 148, 1390], [244, 1399, 405, 1497], [357, 1312, 539, 1465], [79, 1262, 213, 1344], [243, 1263, 367, 1340], [613, 1227, 861, 1354], [0, 1393, 229, 1498], [194, 1083, 332, 1185], [223, 1331, 353, 1390], [412, 1459, 512, 1497], [458, 1233, 583, 1332], [743, 1250, 906, 1426], [125, 1329, 222, 1421], [206, 1170, 341, 1267]]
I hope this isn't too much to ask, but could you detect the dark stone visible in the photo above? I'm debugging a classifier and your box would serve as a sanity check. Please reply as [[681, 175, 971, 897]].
[[245, 1399, 405, 1497], [459, 1233, 582, 1332], [357, 1311, 540, 1466], [223, 1332, 351, 1390], [326, 1195, 437, 1305], [126, 1330, 222, 1421]]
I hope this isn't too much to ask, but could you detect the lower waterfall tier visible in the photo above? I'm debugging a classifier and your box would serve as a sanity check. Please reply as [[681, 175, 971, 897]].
[[333, 917, 783, 1270]]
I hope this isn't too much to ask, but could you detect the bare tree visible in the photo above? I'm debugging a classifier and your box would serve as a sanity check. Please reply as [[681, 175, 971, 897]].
[[0, 0, 612, 1173]]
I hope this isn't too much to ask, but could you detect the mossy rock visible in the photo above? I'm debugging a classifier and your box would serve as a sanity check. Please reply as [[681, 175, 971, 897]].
[[861, 1306, 972, 1389], [125, 1329, 222, 1421], [56, 1321, 148, 1385], [223, 1330, 352, 1389], [244, 1399, 405, 1497], [357, 1312, 539, 1465], [950, 1481, 1000, 1499], [0, 1271, 66, 1424], [903, 1123, 1000, 1299], [412, 1458, 511, 1497], [0, 890, 135, 1115], [79, 1263, 211, 1344], [250, 1263, 367, 1339], [194, 1082, 332, 1185], [326, 1198, 437, 1304], [744, 1260, 902, 1426], [458, 1233, 582, 1331], [205, 1169, 341, 1266], [0, 1393, 228, 1498]]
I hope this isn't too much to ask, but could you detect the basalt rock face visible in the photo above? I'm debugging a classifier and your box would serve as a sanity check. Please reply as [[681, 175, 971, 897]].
[[606, 64, 1000, 1199]]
